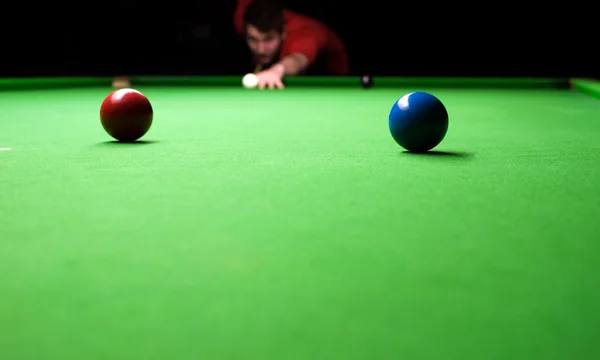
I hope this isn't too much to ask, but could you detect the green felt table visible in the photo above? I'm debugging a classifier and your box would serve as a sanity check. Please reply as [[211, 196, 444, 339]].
[[1, 76, 599, 360]]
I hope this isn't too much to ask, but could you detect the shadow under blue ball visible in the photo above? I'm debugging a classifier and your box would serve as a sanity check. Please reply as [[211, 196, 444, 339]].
[[389, 92, 449, 153]]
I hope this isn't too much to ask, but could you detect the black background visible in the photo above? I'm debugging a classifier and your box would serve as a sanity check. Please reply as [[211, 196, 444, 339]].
[[3, 0, 597, 78]]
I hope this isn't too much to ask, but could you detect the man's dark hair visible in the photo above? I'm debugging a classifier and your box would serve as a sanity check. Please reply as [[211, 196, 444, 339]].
[[243, 0, 285, 34]]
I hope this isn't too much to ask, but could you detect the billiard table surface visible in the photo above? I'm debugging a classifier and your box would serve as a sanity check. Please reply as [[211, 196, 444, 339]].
[[1, 75, 599, 360]]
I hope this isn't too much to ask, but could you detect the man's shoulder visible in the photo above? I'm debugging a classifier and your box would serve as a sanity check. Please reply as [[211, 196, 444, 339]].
[[283, 9, 329, 34]]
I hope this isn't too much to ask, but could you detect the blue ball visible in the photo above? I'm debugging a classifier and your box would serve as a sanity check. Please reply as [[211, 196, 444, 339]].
[[388, 92, 449, 152]]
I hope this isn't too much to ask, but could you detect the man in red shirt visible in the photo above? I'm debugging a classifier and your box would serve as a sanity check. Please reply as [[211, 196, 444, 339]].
[[234, 0, 349, 89]]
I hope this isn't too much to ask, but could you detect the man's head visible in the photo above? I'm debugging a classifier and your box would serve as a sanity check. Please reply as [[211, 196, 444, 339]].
[[243, 0, 286, 66]]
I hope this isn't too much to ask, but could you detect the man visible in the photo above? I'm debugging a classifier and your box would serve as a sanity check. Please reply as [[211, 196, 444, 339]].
[[234, 0, 349, 89]]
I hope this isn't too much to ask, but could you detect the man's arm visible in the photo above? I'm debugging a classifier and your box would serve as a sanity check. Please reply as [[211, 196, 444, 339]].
[[256, 50, 312, 89], [271, 52, 310, 76], [256, 31, 325, 89], [271, 30, 326, 76]]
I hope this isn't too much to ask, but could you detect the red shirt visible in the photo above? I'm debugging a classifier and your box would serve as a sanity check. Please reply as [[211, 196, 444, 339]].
[[234, 0, 349, 75]]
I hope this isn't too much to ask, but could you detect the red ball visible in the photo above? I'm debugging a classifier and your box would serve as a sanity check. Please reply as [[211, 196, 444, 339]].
[[100, 88, 153, 142]]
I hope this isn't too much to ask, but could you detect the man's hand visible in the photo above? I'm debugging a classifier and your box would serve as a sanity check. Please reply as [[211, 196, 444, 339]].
[[254, 53, 309, 90], [256, 64, 285, 90], [112, 76, 131, 88]]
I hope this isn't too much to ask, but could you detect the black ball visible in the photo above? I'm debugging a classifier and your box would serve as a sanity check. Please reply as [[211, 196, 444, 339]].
[[361, 75, 373, 89]]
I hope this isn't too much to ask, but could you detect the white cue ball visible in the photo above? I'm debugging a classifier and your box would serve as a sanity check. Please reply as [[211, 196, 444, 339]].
[[242, 73, 258, 88]]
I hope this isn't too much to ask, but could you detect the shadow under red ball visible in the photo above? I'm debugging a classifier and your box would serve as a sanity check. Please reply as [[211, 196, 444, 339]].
[[100, 88, 153, 142]]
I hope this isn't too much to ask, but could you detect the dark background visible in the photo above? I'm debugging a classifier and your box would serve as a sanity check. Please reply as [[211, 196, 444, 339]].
[[3, 0, 597, 78]]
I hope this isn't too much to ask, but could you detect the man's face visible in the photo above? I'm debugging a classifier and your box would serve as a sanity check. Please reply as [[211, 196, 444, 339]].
[[245, 25, 284, 66]]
